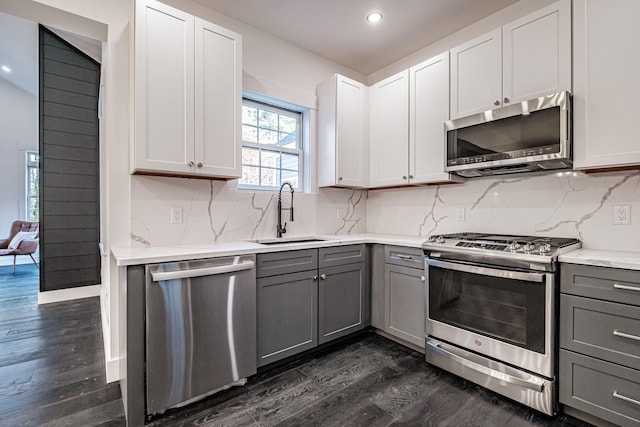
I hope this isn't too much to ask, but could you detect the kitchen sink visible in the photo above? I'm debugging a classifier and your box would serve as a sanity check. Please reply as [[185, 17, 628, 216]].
[[249, 236, 330, 245]]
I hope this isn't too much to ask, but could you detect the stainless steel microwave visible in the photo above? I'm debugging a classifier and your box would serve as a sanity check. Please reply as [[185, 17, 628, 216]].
[[445, 91, 572, 178]]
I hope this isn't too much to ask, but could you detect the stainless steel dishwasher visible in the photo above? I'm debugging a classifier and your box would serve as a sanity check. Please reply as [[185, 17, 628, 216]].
[[145, 255, 256, 415]]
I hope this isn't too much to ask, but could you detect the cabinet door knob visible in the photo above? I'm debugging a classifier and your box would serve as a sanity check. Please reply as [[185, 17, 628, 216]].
[[504, 97, 510, 103], [402, 176, 407, 180], [409, 175, 414, 179], [494, 100, 500, 106], [421, 276, 426, 282], [188, 161, 194, 167], [320, 273, 326, 280], [313, 275, 318, 281], [197, 162, 203, 168], [338, 176, 343, 181]]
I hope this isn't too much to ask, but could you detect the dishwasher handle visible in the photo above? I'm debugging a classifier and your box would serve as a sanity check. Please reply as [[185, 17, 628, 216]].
[[151, 261, 255, 282]]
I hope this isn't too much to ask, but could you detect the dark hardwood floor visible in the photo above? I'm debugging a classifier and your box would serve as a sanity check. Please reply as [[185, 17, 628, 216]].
[[0, 264, 124, 426], [0, 264, 593, 427]]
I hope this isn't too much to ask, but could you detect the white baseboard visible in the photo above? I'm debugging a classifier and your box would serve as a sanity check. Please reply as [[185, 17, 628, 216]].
[[105, 356, 121, 383], [37, 284, 101, 304], [100, 287, 121, 383]]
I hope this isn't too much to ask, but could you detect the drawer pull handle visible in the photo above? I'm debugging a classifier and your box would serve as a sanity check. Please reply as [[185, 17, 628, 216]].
[[613, 391, 640, 407], [391, 254, 414, 261], [613, 330, 640, 341], [613, 283, 640, 292]]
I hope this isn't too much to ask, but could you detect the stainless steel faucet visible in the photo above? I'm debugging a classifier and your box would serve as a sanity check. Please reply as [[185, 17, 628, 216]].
[[277, 182, 294, 238]]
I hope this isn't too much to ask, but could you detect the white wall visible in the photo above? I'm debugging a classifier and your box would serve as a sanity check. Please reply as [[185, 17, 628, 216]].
[[128, 0, 370, 248], [0, 79, 38, 235], [18, 0, 370, 381]]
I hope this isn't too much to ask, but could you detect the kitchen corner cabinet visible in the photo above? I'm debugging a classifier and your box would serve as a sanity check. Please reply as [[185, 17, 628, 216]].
[[371, 245, 425, 349], [317, 74, 368, 188], [450, 0, 571, 119], [572, 0, 640, 170], [369, 70, 410, 188], [133, 0, 242, 179], [369, 53, 459, 188], [256, 245, 368, 367], [559, 263, 640, 427]]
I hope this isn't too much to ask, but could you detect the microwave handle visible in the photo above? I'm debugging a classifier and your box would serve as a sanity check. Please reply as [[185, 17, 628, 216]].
[[427, 258, 545, 283]]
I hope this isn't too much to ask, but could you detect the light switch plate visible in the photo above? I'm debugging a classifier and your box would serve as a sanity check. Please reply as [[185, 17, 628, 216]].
[[456, 207, 466, 222], [170, 207, 183, 224]]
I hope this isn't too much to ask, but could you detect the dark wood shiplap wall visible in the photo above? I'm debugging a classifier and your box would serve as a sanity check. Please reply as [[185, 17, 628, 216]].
[[39, 26, 101, 291]]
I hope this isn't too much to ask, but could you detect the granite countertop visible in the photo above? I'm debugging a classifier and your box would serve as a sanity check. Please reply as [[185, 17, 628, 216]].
[[111, 233, 426, 266], [559, 248, 640, 271]]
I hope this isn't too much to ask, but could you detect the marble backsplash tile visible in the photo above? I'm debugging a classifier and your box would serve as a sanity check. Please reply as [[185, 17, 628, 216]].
[[367, 170, 640, 251], [130, 176, 368, 247], [130, 170, 640, 251]]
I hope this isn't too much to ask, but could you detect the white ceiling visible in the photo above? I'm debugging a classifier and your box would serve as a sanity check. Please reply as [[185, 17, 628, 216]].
[[0, 11, 38, 95], [196, 0, 520, 75], [0, 11, 101, 96]]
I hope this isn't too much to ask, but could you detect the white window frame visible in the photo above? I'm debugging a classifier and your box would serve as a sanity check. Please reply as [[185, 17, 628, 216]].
[[26, 151, 39, 222], [239, 97, 305, 192]]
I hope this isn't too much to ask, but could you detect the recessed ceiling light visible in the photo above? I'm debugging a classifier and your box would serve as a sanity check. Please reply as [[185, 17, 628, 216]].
[[1, 65, 11, 73], [366, 11, 383, 24]]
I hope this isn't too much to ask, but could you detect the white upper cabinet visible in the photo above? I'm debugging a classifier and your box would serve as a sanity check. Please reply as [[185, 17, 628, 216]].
[[317, 74, 368, 188], [573, 0, 640, 170], [450, 0, 571, 119], [369, 54, 461, 189], [502, 0, 571, 104], [450, 29, 502, 119], [133, 0, 242, 178], [410, 52, 460, 185], [194, 18, 242, 178], [369, 70, 410, 188]]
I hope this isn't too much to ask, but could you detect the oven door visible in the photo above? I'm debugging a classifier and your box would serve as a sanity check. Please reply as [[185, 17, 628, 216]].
[[426, 258, 555, 378]]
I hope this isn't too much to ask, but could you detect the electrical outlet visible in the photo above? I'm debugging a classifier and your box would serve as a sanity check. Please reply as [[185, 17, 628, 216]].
[[613, 205, 630, 225], [456, 207, 466, 222], [170, 207, 183, 224]]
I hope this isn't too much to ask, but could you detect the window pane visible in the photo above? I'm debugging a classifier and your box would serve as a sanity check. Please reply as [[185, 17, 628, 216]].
[[240, 99, 303, 191], [261, 150, 280, 168], [258, 110, 278, 130], [242, 106, 257, 126], [281, 153, 299, 171], [242, 125, 257, 143], [242, 147, 260, 166], [281, 171, 299, 188], [261, 167, 279, 187], [240, 166, 260, 186], [278, 133, 297, 149], [258, 129, 279, 145], [279, 115, 297, 134]]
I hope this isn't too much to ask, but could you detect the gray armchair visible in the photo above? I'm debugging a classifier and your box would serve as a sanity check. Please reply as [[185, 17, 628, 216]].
[[0, 220, 40, 272]]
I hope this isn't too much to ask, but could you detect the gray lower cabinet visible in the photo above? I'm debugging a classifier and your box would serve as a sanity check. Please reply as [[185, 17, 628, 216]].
[[257, 245, 367, 366], [257, 270, 318, 367], [371, 245, 425, 348], [319, 262, 367, 344], [559, 263, 640, 427]]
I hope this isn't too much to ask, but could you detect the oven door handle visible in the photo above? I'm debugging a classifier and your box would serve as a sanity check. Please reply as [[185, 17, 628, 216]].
[[427, 259, 545, 283], [426, 341, 544, 392]]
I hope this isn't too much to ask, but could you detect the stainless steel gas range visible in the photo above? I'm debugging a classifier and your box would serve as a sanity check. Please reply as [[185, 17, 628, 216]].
[[422, 232, 581, 415]]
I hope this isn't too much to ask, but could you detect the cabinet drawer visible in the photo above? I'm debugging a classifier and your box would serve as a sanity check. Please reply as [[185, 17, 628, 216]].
[[560, 295, 640, 370], [559, 350, 640, 427], [561, 264, 640, 306], [319, 244, 365, 268], [256, 249, 318, 278], [384, 245, 424, 269]]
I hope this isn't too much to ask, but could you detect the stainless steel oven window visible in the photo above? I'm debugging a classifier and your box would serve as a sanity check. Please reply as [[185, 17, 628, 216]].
[[427, 262, 546, 354]]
